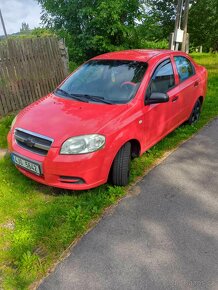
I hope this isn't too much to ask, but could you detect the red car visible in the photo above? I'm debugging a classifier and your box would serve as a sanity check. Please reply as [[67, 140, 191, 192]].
[[8, 50, 207, 190]]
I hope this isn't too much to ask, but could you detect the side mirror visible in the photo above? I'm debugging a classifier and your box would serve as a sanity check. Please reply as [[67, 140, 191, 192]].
[[145, 92, 169, 105]]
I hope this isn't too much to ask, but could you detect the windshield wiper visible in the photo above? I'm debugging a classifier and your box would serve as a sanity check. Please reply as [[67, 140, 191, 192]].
[[72, 93, 113, 105], [55, 89, 113, 104], [54, 88, 88, 103]]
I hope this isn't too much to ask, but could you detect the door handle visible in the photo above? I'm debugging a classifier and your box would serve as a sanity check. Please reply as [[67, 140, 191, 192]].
[[194, 81, 199, 87], [172, 96, 179, 102]]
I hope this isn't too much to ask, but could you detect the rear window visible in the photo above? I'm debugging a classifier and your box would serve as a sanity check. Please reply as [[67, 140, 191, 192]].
[[174, 56, 195, 82]]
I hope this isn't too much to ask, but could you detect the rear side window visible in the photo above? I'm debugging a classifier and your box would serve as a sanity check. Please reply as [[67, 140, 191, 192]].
[[147, 59, 175, 97], [174, 56, 195, 82]]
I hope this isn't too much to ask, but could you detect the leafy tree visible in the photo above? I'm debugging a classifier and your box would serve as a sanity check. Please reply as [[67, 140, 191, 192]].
[[189, 0, 218, 51], [144, 0, 177, 39], [38, 0, 143, 62]]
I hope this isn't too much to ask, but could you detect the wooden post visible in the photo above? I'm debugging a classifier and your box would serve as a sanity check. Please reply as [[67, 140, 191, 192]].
[[58, 39, 69, 75], [186, 33, 190, 53], [169, 33, 175, 50]]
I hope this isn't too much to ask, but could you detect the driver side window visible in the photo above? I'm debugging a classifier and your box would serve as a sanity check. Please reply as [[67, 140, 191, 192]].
[[147, 59, 175, 98]]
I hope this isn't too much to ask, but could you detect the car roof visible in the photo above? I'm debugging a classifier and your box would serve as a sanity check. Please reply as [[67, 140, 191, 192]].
[[92, 49, 186, 62]]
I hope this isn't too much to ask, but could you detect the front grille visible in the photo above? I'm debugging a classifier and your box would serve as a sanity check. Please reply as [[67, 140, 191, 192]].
[[14, 128, 53, 156]]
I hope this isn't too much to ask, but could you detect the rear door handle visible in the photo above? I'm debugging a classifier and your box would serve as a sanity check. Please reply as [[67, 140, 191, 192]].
[[194, 81, 199, 87], [172, 96, 179, 102]]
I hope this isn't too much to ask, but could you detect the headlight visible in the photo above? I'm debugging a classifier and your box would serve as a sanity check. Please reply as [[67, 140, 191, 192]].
[[11, 115, 18, 130], [60, 134, 105, 155]]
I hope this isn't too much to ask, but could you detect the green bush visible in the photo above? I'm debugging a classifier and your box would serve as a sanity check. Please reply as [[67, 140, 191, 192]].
[[0, 115, 14, 148], [140, 39, 168, 49]]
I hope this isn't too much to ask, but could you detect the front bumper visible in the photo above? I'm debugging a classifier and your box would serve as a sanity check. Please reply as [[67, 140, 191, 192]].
[[8, 131, 112, 190]]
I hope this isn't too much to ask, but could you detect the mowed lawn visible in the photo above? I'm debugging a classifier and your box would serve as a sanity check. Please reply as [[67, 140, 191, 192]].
[[0, 53, 218, 289]]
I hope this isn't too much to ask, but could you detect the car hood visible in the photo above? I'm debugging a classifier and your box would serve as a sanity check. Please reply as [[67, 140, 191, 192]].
[[15, 94, 128, 147]]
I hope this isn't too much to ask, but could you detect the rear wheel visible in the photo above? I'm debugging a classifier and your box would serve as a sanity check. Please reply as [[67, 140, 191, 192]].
[[188, 99, 201, 125], [111, 142, 131, 186]]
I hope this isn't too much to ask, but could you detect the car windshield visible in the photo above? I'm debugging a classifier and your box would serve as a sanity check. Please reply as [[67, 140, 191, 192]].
[[55, 60, 148, 104]]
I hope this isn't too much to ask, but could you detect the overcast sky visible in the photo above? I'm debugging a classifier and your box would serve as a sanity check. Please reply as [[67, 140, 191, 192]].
[[0, 0, 42, 35]]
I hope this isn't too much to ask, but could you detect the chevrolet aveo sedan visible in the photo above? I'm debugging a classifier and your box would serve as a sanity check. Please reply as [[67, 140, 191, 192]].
[[8, 50, 208, 190]]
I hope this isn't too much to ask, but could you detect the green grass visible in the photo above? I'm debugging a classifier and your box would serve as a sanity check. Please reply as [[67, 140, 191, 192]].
[[0, 53, 218, 289], [0, 115, 14, 148]]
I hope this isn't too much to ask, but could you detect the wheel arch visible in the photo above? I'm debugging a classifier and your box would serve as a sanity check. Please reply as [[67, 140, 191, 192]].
[[198, 96, 204, 106], [129, 139, 141, 158], [107, 138, 141, 182]]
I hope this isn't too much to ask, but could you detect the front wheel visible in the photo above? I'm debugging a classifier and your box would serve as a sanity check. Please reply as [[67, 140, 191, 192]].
[[188, 99, 202, 125], [111, 142, 131, 186]]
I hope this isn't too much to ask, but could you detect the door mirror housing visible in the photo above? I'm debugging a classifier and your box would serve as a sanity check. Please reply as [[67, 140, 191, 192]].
[[145, 92, 169, 105]]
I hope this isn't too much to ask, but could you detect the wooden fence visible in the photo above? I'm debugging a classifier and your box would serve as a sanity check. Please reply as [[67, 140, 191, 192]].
[[0, 37, 68, 117]]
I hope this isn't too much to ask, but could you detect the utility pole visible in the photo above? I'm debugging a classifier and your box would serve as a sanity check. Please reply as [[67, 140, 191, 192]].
[[181, 0, 190, 52], [174, 0, 184, 50], [0, 9, 8, 38], [170, 0, 190, 52], [174, 0, 183, 31]]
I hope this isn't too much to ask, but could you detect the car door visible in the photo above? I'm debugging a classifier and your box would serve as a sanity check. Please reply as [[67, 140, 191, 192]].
[[173, 55, 200, 120], [143, 58, 180, 149]]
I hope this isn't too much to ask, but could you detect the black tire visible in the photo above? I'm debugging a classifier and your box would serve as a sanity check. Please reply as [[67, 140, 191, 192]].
[[111, 142, 131, 186], [188, 99, 201, 125]]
